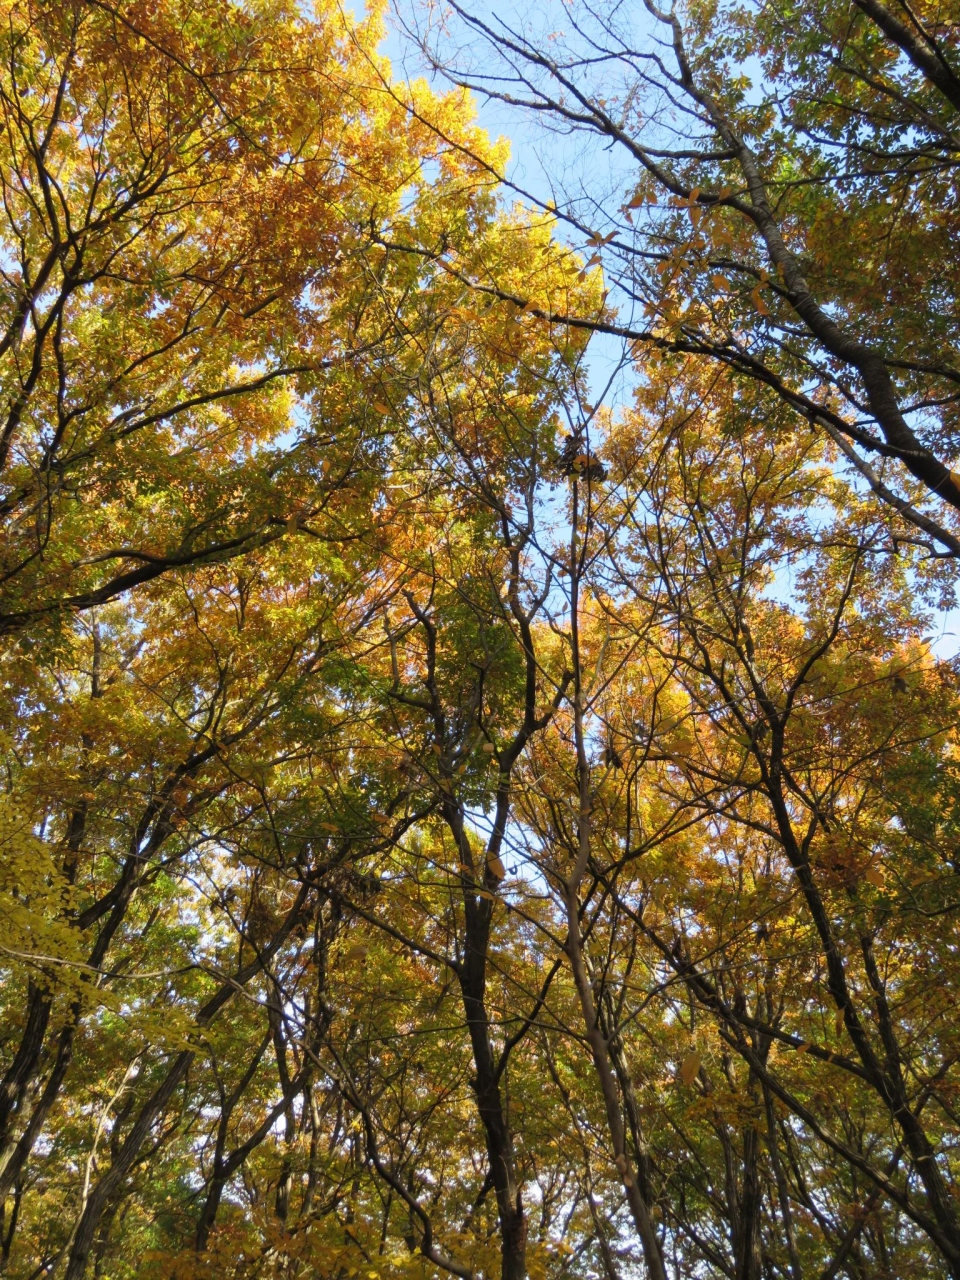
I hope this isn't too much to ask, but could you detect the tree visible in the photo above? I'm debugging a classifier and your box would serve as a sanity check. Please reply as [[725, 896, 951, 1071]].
[[0, 0, 502, 632], [3, 0, 960, 1277], [412, 0, 960, 555]]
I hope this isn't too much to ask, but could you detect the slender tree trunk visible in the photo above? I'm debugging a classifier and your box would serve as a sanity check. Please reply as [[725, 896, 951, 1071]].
[[563, 480, 667, 1280], [458, 894, 527, 1280], [63, 888, 310, 1280]]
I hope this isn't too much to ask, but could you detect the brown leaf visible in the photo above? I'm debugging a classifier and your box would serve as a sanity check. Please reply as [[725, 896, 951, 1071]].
[[678, 1051, 701, 1085]]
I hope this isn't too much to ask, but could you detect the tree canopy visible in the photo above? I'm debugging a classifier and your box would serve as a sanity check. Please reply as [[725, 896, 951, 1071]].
[[2, 1, 960, 1279]]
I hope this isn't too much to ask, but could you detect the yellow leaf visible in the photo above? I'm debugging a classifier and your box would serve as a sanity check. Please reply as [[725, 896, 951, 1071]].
[[678, 1051, 701, 1085], [373, 401, 390, 414], [487, 854, 506, 881], [864, 864, 885, 887], [711, 274, 729, 291], [344, 944, 369, 962], [751, 287, 770, 316]]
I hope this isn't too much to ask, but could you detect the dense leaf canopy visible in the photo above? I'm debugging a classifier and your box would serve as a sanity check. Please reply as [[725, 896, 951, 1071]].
[[1, 2, 960, 1280]]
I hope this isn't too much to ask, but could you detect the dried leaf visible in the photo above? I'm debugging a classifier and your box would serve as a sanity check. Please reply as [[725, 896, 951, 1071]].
[[678, 1051, 701, 1085]]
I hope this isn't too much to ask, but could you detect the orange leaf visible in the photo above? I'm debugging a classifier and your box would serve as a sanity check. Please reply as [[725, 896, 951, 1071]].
[[678, 1051, 701, 1084]]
